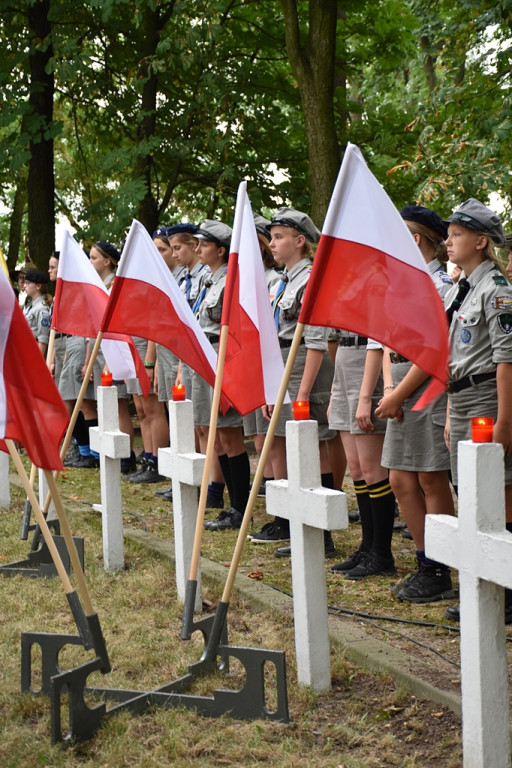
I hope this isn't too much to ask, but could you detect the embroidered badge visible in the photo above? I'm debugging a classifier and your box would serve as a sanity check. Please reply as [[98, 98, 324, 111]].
[[493, 275, 508, 286], [460, 328, 472, 343], [41, 317, 50, 327], [497, 314, 512, 334], [492, 297, 512, 310]]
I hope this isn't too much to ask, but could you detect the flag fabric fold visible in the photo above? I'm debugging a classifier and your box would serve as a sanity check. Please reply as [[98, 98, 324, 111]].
[[100, 219, 231, 413], [299, 142, 449, 408], [221, 181, 288, 415], [52, 231, 149, 395], [0, 272, 68, 470]]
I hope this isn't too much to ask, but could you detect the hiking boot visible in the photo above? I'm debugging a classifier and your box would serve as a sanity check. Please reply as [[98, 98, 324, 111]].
[[330, 548, 367, 574], [121, 452, 137, 474], [344, 552, 396, 580], [248, 520, 290, 543], [348, 511, 360, 524], [155, 485, 172, 497], [204, 507, 243, 531], [274, 531, 338, 560], [71, 454, 99, 469], [446, 602, 512, 624], [397, 563, 454, 603], [391, 570, 417, 595], [63, 443, 80, 466], [127, 459, 165, 484]]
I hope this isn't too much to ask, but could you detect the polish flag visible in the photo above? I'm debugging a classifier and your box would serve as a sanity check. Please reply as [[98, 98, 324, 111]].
[[100, 219, 231, 413], [52, 232, 150, 396], [299, 143, 449, 407], [221, 181, 288, 415], [0, 272, 68, 470]]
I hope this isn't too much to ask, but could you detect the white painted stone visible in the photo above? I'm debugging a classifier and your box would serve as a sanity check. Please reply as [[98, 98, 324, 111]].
[[425, 440, 512, 768], [158, 399, 205, 612], [266, 420, 348, 691], [89, 385, 130, 572], [0, 451, 9, 509]]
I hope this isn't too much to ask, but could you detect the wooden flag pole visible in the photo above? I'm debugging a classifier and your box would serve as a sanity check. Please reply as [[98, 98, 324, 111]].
[[181, 323, 230, 637], [6, 441, 93, 646], [202, 322, 304, 659]]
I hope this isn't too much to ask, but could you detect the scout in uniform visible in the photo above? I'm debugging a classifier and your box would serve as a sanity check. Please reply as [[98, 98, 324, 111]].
[[192, 220, 251, 531], [23, 269, 51, 356], [442, 198, 512, 622], [375, 206, 455, 601], [248, 208, 337, 558]]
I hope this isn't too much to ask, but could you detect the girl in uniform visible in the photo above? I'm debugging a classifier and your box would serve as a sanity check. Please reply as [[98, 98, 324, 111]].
[[192, 219, 251, 531], [441, 198, 512, 622], [23, 269, 51, 357], [375, 206, 455, 602], [248, 208, 337, 558]]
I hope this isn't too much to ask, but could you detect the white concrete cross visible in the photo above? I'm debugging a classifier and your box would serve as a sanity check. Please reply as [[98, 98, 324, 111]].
[[158, 399, 205, 613], [266, 419, 348, 691], [0, 451, 9, 509], [425, 440, 512, 768], [89, 385, 130, 572]]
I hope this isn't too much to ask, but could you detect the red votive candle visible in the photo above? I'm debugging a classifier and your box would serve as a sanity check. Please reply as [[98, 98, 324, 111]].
[[101, 372, 113, 386], [172, 384, 186, 401], [292, 400, 310, 420], [471, 416, 494, 443]]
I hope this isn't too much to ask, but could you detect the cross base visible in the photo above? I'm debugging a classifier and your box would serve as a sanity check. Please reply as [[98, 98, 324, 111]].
[[0, 532, 84, 579]]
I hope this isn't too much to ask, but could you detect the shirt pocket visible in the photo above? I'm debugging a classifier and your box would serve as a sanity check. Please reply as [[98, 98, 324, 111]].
[[204, 289, 224, 323], [280, 293, 301, 323]]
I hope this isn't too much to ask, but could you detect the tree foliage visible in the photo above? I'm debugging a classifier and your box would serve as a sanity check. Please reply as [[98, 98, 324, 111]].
[[0, 0, 511, 266]]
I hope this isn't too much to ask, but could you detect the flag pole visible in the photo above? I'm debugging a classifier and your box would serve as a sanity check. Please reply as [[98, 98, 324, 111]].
[[21, 327, 57, 539], [6, 441, 93, 649], [201, 322, 304, 660], [181, 323, 230, 638]]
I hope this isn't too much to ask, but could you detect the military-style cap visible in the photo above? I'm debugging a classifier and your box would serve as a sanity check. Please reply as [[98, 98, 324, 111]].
[[445, 198, 505, 246], [504, 233, 512, 249], [9, 261, 36, 281], [153, 223, 198, 238], [196, 220, 232, 249], [253, 214, 272, 240], [24, 269, 49, 285], [95, 241, 121, 263], [400, 204, 447, 240], [270, 207, 321, 243]]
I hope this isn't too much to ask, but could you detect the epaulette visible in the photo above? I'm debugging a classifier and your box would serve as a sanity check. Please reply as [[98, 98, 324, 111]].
[[492, 273, 508, 286]]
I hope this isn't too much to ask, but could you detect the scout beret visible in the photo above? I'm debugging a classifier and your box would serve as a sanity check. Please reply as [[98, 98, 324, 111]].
[[400, 205, 447, 240], [24, 269, 49, 285], [196, 220, 232, 249], [95, 241, 121, 263], [445, 198, 505, 246], [153, 223, 198, 238], [271, 207, 321, 243]]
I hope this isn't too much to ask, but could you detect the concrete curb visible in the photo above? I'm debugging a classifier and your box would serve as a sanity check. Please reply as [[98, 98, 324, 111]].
[[125, 527, 462, 718]]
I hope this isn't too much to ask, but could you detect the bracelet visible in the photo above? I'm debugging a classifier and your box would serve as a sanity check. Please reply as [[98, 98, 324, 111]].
[[383, 385, 395, 391], [144, 362, 155, 369]]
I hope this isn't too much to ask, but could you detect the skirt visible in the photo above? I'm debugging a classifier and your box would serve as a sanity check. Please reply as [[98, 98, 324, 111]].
[[328, 345, 386, 435]]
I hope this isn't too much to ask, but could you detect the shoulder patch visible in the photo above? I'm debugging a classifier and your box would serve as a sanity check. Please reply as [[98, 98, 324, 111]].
[[497, 313, 512, 334], [491, 296, 512, 309], [492, 274, 508, 286], [41, 317, 50, 327]]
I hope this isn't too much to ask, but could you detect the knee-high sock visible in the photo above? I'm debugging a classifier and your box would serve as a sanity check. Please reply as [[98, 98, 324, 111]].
[[227, 451, 250, 512], [354, 479, 373, 552], [218, 454, 234, 507], [367, 478, 395, 559], [72, 411, 89, 446]]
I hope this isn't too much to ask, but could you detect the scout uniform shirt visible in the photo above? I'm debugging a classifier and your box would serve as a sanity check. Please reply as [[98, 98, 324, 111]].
[[445, 261, 512, 383], [24, 294, 50, 347], [427, 258, 453, 300], [180, 261, 211, 308], [274, 258, 328, 349], [196, 265, 228, 339]]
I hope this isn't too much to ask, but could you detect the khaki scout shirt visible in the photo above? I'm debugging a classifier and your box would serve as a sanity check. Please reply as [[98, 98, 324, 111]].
[[445, 261, 512, 382], [275, 258, 328, 350], [24, 294, 50, 346], [197, 265, 228, 337], [179, 261, 211, 308]]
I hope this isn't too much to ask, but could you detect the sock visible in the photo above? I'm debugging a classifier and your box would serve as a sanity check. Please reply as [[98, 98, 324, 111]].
[[417, 549, 446, 569], [78, 445, 91, 457], [144, 451, 152, 461], [208, 481, 225, 501], [227, 452, 250, 512], [321, 472, 334, 489], [90, 449, 99, 459], [367, 478, 395, 560], [218, 454, 234, 507], [72, 411, 89, 446], [151, 454, 159, 470], [353, 479, 373, 552]]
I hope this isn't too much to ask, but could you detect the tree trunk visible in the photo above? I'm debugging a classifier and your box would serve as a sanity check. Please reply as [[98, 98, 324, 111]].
[[281, 0, 341, 226], [27, 0, 55, 266], [7, 180, 27, 271]]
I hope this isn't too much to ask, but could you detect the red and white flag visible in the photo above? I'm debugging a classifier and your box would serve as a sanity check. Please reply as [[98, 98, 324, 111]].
[[53, 231, 149, 396], [0, 272, 68, 470], [100, 219, 230, 412], [221, 181, 288, 415], [299, 143, 449, 407]]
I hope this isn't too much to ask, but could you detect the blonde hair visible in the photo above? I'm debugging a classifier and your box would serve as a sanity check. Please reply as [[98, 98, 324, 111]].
[[405, 220, 448, 263], [286, 226, 316, 260], [170, 232, 198, 248], [481, 236, 508, 278]]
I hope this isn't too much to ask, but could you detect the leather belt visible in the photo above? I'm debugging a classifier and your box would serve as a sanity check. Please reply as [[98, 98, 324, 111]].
[[448, 371, 496, 393], [338, 336, 368, 347], [206, 334, 220, 344], [279, 337, 305, 349]]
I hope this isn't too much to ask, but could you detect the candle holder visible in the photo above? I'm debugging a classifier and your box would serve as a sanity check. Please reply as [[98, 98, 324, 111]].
[[292, 400, 310, 421], [172, 384, 186, 401], [471, 416, 494, 443], [101, 372, 113, 387]]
